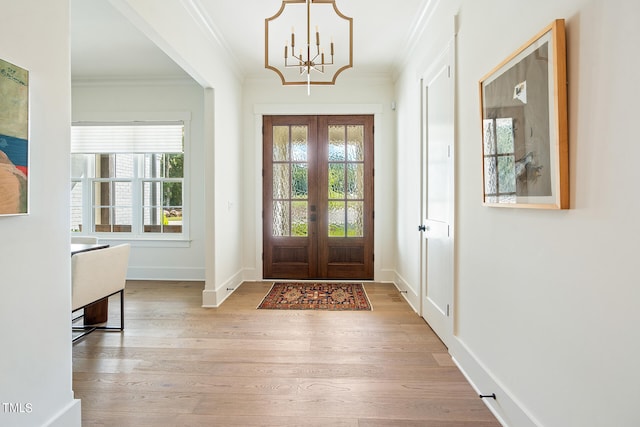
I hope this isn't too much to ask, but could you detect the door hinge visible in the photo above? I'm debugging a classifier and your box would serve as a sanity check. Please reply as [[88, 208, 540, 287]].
[[447, 65, 451, 78], [372, 253, 375, 261], [446, 304, 450, 317], [262, 252, 264, 260], [447, 145, 451, 158], [372, 210, 375, 220]]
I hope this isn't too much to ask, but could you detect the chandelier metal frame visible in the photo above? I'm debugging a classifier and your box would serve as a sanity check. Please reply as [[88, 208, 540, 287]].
[[265, 0, 353, 88]]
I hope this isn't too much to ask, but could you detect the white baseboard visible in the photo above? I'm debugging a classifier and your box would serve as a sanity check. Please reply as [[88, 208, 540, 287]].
[[202, 270, 244, 307], [387, 270, 536, 427], [448, 338, 542, 427], [393, 271, 420, 313], [44, 399, 81, 427], [242, 267, 260, 282], [126, 266, 205, 281], [376, 268, 396, 282], [238, 268, 397, 284]]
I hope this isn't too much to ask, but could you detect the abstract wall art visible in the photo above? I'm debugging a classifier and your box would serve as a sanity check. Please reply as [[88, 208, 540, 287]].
[[0, 58, 29, 215]]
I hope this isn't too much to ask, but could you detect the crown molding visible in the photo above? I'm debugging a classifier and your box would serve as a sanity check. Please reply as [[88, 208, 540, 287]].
[[180, 0, 245, 77], [393, 0, 441, 74], [71, 75, 198, 87]]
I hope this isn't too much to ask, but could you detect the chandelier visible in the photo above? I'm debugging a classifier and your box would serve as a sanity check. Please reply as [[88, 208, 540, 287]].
[[265, 0, 353, 94]]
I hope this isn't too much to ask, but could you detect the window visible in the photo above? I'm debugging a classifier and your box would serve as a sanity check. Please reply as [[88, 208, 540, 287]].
[[70, 122, 186, 239]]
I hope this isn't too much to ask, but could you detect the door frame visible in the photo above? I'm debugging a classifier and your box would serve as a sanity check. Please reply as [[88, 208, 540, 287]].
[[252, 104, 385, 282]]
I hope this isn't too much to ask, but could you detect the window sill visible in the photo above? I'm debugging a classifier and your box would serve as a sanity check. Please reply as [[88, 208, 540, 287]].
[[94, 237, 191, 249]]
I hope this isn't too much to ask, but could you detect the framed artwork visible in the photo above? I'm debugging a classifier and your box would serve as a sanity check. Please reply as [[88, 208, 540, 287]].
[[0, 58, 29, 215], [479, 19, 568, 209]]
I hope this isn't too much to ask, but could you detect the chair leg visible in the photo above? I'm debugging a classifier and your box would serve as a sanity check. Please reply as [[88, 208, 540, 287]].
[[72, 289, 125, 343], [72, 326, 96, 342], [90, 289, 124, 331], [120, 288, 124, 331]]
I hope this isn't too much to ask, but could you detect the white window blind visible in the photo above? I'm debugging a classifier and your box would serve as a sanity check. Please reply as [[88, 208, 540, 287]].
[[71, 123, 184, 153]]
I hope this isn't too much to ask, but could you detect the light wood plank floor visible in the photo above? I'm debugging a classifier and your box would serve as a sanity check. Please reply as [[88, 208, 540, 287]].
[[72, 281, 500, 426]]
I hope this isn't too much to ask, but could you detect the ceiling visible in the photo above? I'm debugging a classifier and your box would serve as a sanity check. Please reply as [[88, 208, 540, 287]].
[[70, 0, 430, 82]]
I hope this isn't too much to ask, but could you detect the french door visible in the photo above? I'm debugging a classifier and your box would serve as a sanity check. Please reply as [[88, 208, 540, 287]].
[[263, 115, 374, 280]]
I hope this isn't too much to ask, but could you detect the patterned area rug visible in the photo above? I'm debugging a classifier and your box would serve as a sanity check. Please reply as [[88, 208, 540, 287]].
[[257, 282, 372, 311]]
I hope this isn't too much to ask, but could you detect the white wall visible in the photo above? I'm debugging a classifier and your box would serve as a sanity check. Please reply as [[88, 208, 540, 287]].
[[110, 0, 244, 306], [395, 0, 640, 426], [71, 80, 206, 281], [241, 76, 397, 282], [393, 66, 423, 307], [0, 1, 81, 426]]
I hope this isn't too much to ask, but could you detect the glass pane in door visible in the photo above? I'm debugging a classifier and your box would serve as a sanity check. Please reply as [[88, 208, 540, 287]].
[[291, 201, 308, 236], [328, 201, 346, 237], [291, 163, 308, 199], [273, 164, 290, 199], [273, 126, 290, 161], [346, 125, 364, 161], [272, 201, 290, 236], [347, 201, 363, 237], [327, 125, 364, 239], [328, 125, 345, 161], [328, 163, 345, 198], [347, 164, 364, 198], [272, 125, 308, 237], [291, 126, 308, 161]]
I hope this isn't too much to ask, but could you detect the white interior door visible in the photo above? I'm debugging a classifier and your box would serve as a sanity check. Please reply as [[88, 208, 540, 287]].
[[420, 41, 454, 347]]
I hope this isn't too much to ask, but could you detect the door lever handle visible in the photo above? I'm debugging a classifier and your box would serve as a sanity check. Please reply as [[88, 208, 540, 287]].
[[418, 225, 426, 232]]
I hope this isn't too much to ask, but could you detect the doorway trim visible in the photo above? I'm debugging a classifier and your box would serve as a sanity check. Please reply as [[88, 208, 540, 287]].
[[251, 104, 385, 282]]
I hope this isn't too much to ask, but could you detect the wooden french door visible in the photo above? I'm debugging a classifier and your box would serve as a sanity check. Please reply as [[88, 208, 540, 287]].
[[263, 115, 374, 280]]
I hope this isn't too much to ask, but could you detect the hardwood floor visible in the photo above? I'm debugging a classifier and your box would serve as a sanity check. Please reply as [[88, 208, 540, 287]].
[[72, 281, 500, 426]]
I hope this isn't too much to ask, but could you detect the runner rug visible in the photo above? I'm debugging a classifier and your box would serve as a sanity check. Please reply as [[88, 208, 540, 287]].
[[257, 282, 372, 311]]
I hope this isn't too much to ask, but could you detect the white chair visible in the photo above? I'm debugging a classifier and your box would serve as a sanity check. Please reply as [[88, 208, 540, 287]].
[[71, 244, 130, 342], [71, 236, 99, 244]]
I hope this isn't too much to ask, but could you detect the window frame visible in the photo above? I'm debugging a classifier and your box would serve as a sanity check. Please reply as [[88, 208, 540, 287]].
[[70, 117, 191, 243]]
